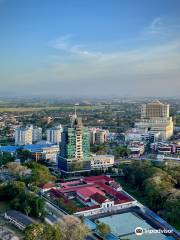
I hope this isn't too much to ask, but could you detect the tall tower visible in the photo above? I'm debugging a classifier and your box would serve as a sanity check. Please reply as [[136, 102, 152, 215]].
[[59, 105, 90, 175]]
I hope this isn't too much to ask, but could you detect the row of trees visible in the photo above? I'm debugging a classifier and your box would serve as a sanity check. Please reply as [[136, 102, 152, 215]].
[[91, 144, 130, 158], [25, 215, 112, 240], [25, 215, 90, 240], [122, 161, 180, 229], [0, 181, 45, 217]]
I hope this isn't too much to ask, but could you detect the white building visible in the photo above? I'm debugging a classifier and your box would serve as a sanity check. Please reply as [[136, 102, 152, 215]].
[[135, 100, 173, 140], [47, 125, 63, 144], [42, 145, 60, 162], [125, 128, 160, 142], [15, 125, 42, 145], [15, 126, 33, 145], [128, 141, 145, 158], [32, 127, 42, 142], [91, 155, 114, 170], [135, 117, 173, 140]]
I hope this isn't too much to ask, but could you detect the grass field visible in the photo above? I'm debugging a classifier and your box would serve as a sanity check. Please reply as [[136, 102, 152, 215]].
[[0, 105, 103, 112]]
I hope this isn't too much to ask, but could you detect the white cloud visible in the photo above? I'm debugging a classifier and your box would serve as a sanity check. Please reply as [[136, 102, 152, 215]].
[[49, 35, 102, 58], [147, 17, 164, 35], [2, 28, 180, 97], [23, 38, 180, 88]]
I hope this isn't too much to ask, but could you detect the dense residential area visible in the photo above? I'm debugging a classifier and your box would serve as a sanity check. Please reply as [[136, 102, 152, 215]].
[[0, 98, 179, 240]]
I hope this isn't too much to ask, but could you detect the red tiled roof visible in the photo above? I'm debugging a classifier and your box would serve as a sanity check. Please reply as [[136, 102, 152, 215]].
[[95, 182, 133, 203], [77, 186, 105, 199], [91, 193, 107, 204], [84, 175, 114, 183], [61, 180, 82, 188], [51, 175, 133, 205], [59, 183, 95, 193]]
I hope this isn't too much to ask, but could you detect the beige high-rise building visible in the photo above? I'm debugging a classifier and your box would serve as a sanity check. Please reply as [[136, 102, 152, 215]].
[[141, 100, 169, 118], [135, 100, 173, 140]]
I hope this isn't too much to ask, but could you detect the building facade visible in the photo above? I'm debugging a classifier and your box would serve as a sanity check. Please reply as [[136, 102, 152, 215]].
[[32, 127, 42, 142], [59, 114, 90, 174], [15, 126, 33, 145], [141, 100, 169, 118], [89, 128, 108, 145], [46, 125, 63, 144], [135, 100, 173, 140], [91, 155, 114, 170]]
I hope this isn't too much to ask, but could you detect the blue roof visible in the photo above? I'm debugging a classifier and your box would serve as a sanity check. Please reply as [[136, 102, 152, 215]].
[[0, 143, 57, 153], [0, 146, 19, 152]]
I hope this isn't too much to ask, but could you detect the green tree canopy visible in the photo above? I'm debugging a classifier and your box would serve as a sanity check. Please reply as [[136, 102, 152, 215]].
[[25, 216, 90, 240], [97, 222, 111, 236], [26, 162, 56, 186]]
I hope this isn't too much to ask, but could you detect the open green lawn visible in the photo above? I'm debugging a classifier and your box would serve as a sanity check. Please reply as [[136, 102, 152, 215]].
[[0, 106, 61, 112]]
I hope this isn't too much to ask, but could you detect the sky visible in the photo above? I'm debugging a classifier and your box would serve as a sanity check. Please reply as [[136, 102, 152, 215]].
[[0, 0, 180, 98]]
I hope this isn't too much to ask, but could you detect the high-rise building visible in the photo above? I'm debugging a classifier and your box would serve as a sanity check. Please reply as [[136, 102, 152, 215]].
[[59, 110, 90, 174], [90, 129, 96, 145], [89, 128, 108, 145], [95, 130, 107, 144], [32, 127, 42, 142], [46, 125, 63, 144], [135, 100, 173, 140], [15, 126, 33, 145], [141, 100, 169, 118]]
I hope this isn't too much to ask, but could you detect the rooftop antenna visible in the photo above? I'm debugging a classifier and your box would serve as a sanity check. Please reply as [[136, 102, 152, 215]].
[[74, 103, 79, 118], [71, 103, 79, 127]]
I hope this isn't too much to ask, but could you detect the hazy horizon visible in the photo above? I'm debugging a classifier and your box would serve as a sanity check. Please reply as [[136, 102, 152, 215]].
[[0, 0, 180, 97]]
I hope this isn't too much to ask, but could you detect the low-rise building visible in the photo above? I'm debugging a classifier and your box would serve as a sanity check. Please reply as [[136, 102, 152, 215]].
[[128, 141, 145, 158], [49, 175, 136, 217], [151, 141, 180, 155], [0, 143, 60, 163], [4, 210, 34, 230], [90, 155, 114, 170], [125, 128, 160, 143]]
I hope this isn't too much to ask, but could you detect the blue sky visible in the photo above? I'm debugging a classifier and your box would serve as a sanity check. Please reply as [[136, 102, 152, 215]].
[[0, 0, 180, 97]]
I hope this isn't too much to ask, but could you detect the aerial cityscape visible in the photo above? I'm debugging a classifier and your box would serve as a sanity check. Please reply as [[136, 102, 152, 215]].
[[0, 1, 180, 240]]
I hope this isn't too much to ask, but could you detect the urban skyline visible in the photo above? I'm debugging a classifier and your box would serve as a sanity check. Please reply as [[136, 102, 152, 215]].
[[0, 1, 180, 239]]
